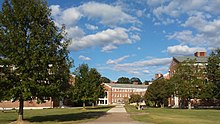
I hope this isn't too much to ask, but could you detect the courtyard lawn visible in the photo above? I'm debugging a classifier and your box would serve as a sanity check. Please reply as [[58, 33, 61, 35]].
[[0, 106, 113, 124], [125, 105, 220, 124]]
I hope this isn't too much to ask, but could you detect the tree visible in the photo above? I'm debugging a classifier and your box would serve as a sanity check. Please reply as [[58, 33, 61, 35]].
[[129, 94, 142, 106], [130, 77, 142, 84], [207, 49, 220, 99], [171, 59, 205, 109], [0, 0, 72, 121], [144, 78, 173, 108], [73, 64, 104, 109], [89, 68, 105, 107], [100, 76, 111, 83], [117, 77, 130, 84]]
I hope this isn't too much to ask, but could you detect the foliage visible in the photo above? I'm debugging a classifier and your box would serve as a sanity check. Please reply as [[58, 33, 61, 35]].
[[144, 78, 172, 107], [130, 77, 142, 84], [0, 0, 72, 120], [129, 94, 142, 105], [171, 59, 205, 108], [71, 64, 104, 109], [100, 76, 111, 83], [117, 77, 130, 84], [207, 49, 220, 99]]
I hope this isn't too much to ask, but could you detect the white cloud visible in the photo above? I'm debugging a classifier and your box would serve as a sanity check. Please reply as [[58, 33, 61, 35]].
[[152, 0, 207, 19], [85, 24, 98, 30], [102, 44, 117, 52], [50, 6, 81, 27], [69, 28, 132, 51], [106, 57, 171, 76], [66, 26, 85, 40], [128, 26, 142, 32], [106, 55, 130, 65], [183, 14, 220, 35], [50, 1, 141, 52], [78, 2, 139, 26], [147, 0, 166, 7], [116, 58, 171, 67], [136, 10, 143, 17], [167, 30, 206, 46], [167, 45, 206, 55], [50, 5, 61, 17], [78, 55, 91, 61], [131, 34, 141, 41]]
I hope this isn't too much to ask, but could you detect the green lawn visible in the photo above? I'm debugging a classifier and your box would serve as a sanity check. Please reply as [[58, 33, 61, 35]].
[[125, 105, 220, 124], [0, 106, 113, 124]]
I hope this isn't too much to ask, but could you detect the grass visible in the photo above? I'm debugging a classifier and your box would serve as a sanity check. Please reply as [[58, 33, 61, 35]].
[[0, 106, 113, 124], [125, 105, 220, 124]]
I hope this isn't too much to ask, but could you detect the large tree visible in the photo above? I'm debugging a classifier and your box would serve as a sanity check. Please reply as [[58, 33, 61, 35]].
[[129, 94, 142, 106], [207, 49, 220, 99], [171, 59, 205, 109], [73, 64, 104, 109], [89, 68, 105, 107], [0, 0, 72, 121], [144, 78, 173, 108]]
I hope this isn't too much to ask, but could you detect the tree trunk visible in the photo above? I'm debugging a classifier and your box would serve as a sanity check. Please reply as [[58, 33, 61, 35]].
[[160, 103, 164, 108], [17, 94, 24, 122], [83, 102, 86, 110], [92, 102, 95, 108], [188, 101, 192, 110]]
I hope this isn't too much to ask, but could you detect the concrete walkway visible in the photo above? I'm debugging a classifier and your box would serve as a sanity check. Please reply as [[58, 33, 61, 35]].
[[80, 105, 147, 124]]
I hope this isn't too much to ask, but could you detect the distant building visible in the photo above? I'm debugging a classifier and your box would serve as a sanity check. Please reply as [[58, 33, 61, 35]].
[[169, 51, 208, 77], [98, 83, 148, 105]]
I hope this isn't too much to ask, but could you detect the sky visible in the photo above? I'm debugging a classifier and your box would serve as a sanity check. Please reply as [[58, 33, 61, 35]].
[[1, 0, 220, 82]]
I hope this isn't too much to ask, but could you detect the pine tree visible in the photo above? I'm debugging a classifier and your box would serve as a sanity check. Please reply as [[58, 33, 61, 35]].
[[0, 0, 72, 121]]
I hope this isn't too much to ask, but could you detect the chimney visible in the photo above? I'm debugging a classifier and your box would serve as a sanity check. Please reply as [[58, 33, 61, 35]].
[[194, 52, 206, 57]]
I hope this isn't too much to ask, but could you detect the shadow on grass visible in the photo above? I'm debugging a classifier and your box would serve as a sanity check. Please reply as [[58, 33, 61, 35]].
[[26, 111, 106, 123], [86, 105, 115, 110]]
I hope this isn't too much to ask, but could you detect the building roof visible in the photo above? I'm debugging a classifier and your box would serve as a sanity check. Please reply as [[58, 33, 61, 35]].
[[105, 83, 148, 89], [174, 56, 208, 63]]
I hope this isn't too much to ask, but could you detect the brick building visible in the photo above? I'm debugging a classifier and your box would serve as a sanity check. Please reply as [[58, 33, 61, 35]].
[[98, 83, 148, 105], [168, 51, 208, 107]]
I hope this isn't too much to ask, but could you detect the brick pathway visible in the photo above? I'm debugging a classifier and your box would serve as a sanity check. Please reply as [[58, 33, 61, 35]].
[[80, 105, 147, 124]]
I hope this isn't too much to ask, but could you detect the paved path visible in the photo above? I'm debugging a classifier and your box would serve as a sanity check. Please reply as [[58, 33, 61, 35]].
[[80, 105, 147, 124]]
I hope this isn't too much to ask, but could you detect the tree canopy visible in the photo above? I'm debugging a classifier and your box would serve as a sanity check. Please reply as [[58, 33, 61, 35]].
[[144, 78, 172, 107], [100, 76, 111, 83], [130, 77, 142, 84], [0, 0, 72, 121], [169, 59, 206, 109], [129, 94, 142, 105], [117, 77, 130, 84], [207, 49, 220, 99], [71, 64, 104, 109]]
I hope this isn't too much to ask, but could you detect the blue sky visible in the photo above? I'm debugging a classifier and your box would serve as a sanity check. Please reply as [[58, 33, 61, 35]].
[[1, 0, 220, 82]]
